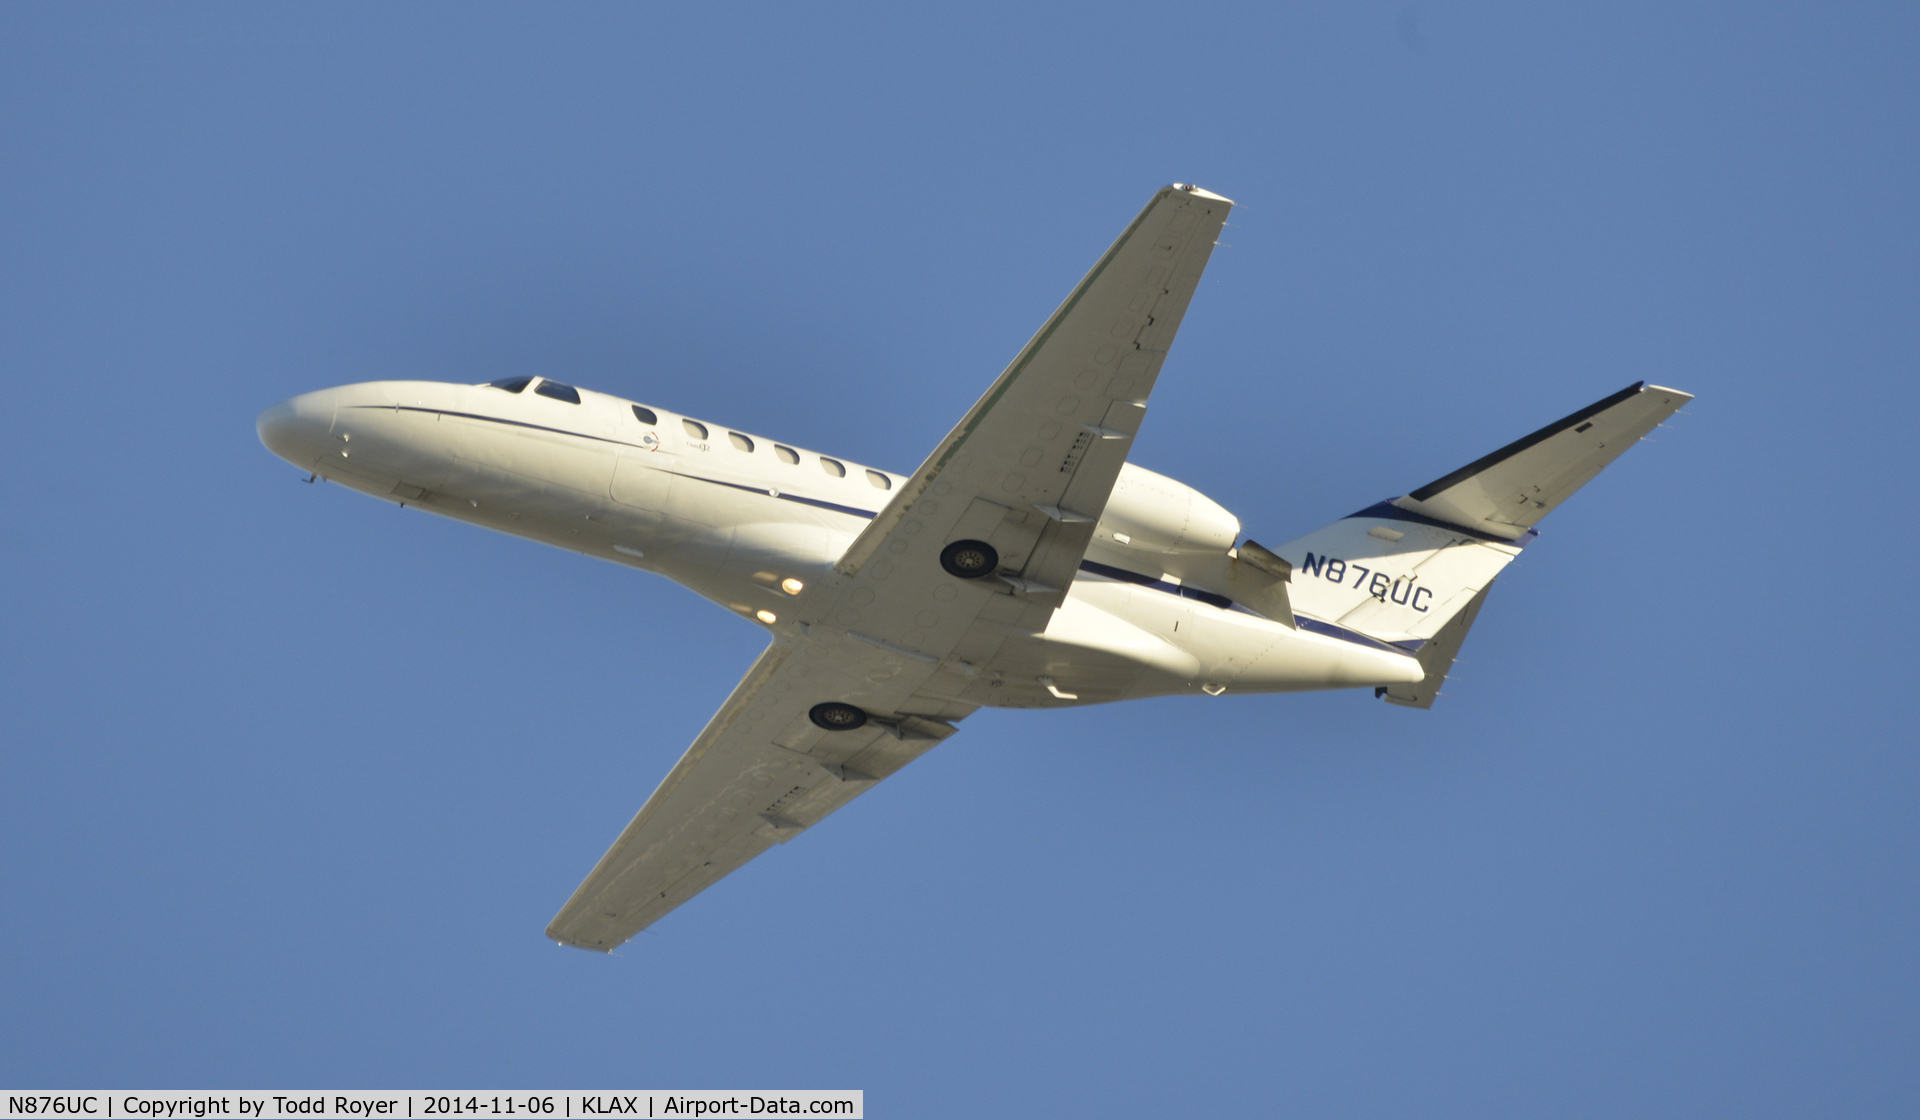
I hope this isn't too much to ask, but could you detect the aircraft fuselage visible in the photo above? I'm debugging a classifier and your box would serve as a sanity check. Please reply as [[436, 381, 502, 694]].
[[258, 377, 1424, 708]]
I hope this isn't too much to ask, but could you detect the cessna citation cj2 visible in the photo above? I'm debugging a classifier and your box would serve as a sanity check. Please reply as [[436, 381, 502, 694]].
[[258, 185, 1691, 952]]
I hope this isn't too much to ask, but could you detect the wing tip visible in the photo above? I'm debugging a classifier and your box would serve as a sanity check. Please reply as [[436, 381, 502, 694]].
[[1170, 183, 1235, 204], [1642, 382, 1695, 403], [546, 924, 620, 954]]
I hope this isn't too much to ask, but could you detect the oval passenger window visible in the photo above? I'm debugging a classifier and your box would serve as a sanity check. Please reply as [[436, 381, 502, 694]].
[[729, 432, 754, 452], [866, 470, 892, 490], [774, 445, 799, 465], [820, 457, 846, 478], [683, 419, 709, 440], [632, 405, 658, 425]]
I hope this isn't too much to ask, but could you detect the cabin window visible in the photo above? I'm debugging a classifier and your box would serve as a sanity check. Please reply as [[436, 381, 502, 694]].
[[683, 419, 709, 440], [866, 469, 892, 491], [534, 380, 581, 404], [488, 377, 533, 393], [729, 432, 754, 453], [820, 457, 846, 478], [632, 405, 659, 425], [774, 445, 799, 465]]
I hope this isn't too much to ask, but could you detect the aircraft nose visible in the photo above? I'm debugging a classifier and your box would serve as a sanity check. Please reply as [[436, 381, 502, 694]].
[[256, 389, 336, 468]]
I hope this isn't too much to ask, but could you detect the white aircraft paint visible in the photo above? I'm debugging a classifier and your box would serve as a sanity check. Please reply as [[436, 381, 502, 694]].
[[257, 184, 1690, 949], [258, 376, 1424, 701]]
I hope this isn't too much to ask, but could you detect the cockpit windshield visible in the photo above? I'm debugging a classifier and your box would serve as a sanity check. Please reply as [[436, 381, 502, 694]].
[[488, 377, 534, 393]]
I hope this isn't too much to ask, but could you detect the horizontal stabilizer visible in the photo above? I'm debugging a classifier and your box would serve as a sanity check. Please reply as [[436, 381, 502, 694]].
[[1393, 382, 1691, 541]]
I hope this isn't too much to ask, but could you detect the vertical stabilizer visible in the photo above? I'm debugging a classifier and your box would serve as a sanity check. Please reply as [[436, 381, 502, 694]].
[[1265, 382, 1691, 706]]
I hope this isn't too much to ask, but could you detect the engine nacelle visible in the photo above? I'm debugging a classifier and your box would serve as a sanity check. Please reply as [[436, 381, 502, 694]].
[[1097, 463, 1241, 557]]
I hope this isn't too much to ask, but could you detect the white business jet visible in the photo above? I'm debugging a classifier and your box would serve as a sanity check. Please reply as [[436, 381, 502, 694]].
[[258, 185, 1691, 951]]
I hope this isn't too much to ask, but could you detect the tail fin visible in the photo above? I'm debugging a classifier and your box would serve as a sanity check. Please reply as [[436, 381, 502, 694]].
[[1269, 382, 1691, 702]]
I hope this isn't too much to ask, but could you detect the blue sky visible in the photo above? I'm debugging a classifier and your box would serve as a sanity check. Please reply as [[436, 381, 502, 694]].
[[3, 3, 1915, 1114]]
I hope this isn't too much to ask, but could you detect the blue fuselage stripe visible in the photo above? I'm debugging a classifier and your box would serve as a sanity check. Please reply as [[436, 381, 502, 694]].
[[671, 472, 881, 520], [1076, 561, 1420, 655], [363, 405, 887, 519]]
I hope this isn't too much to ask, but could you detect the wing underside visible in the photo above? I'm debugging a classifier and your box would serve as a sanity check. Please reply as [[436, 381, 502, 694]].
[[546, 642, 958, 950], [547, 185, 1234, 950]]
